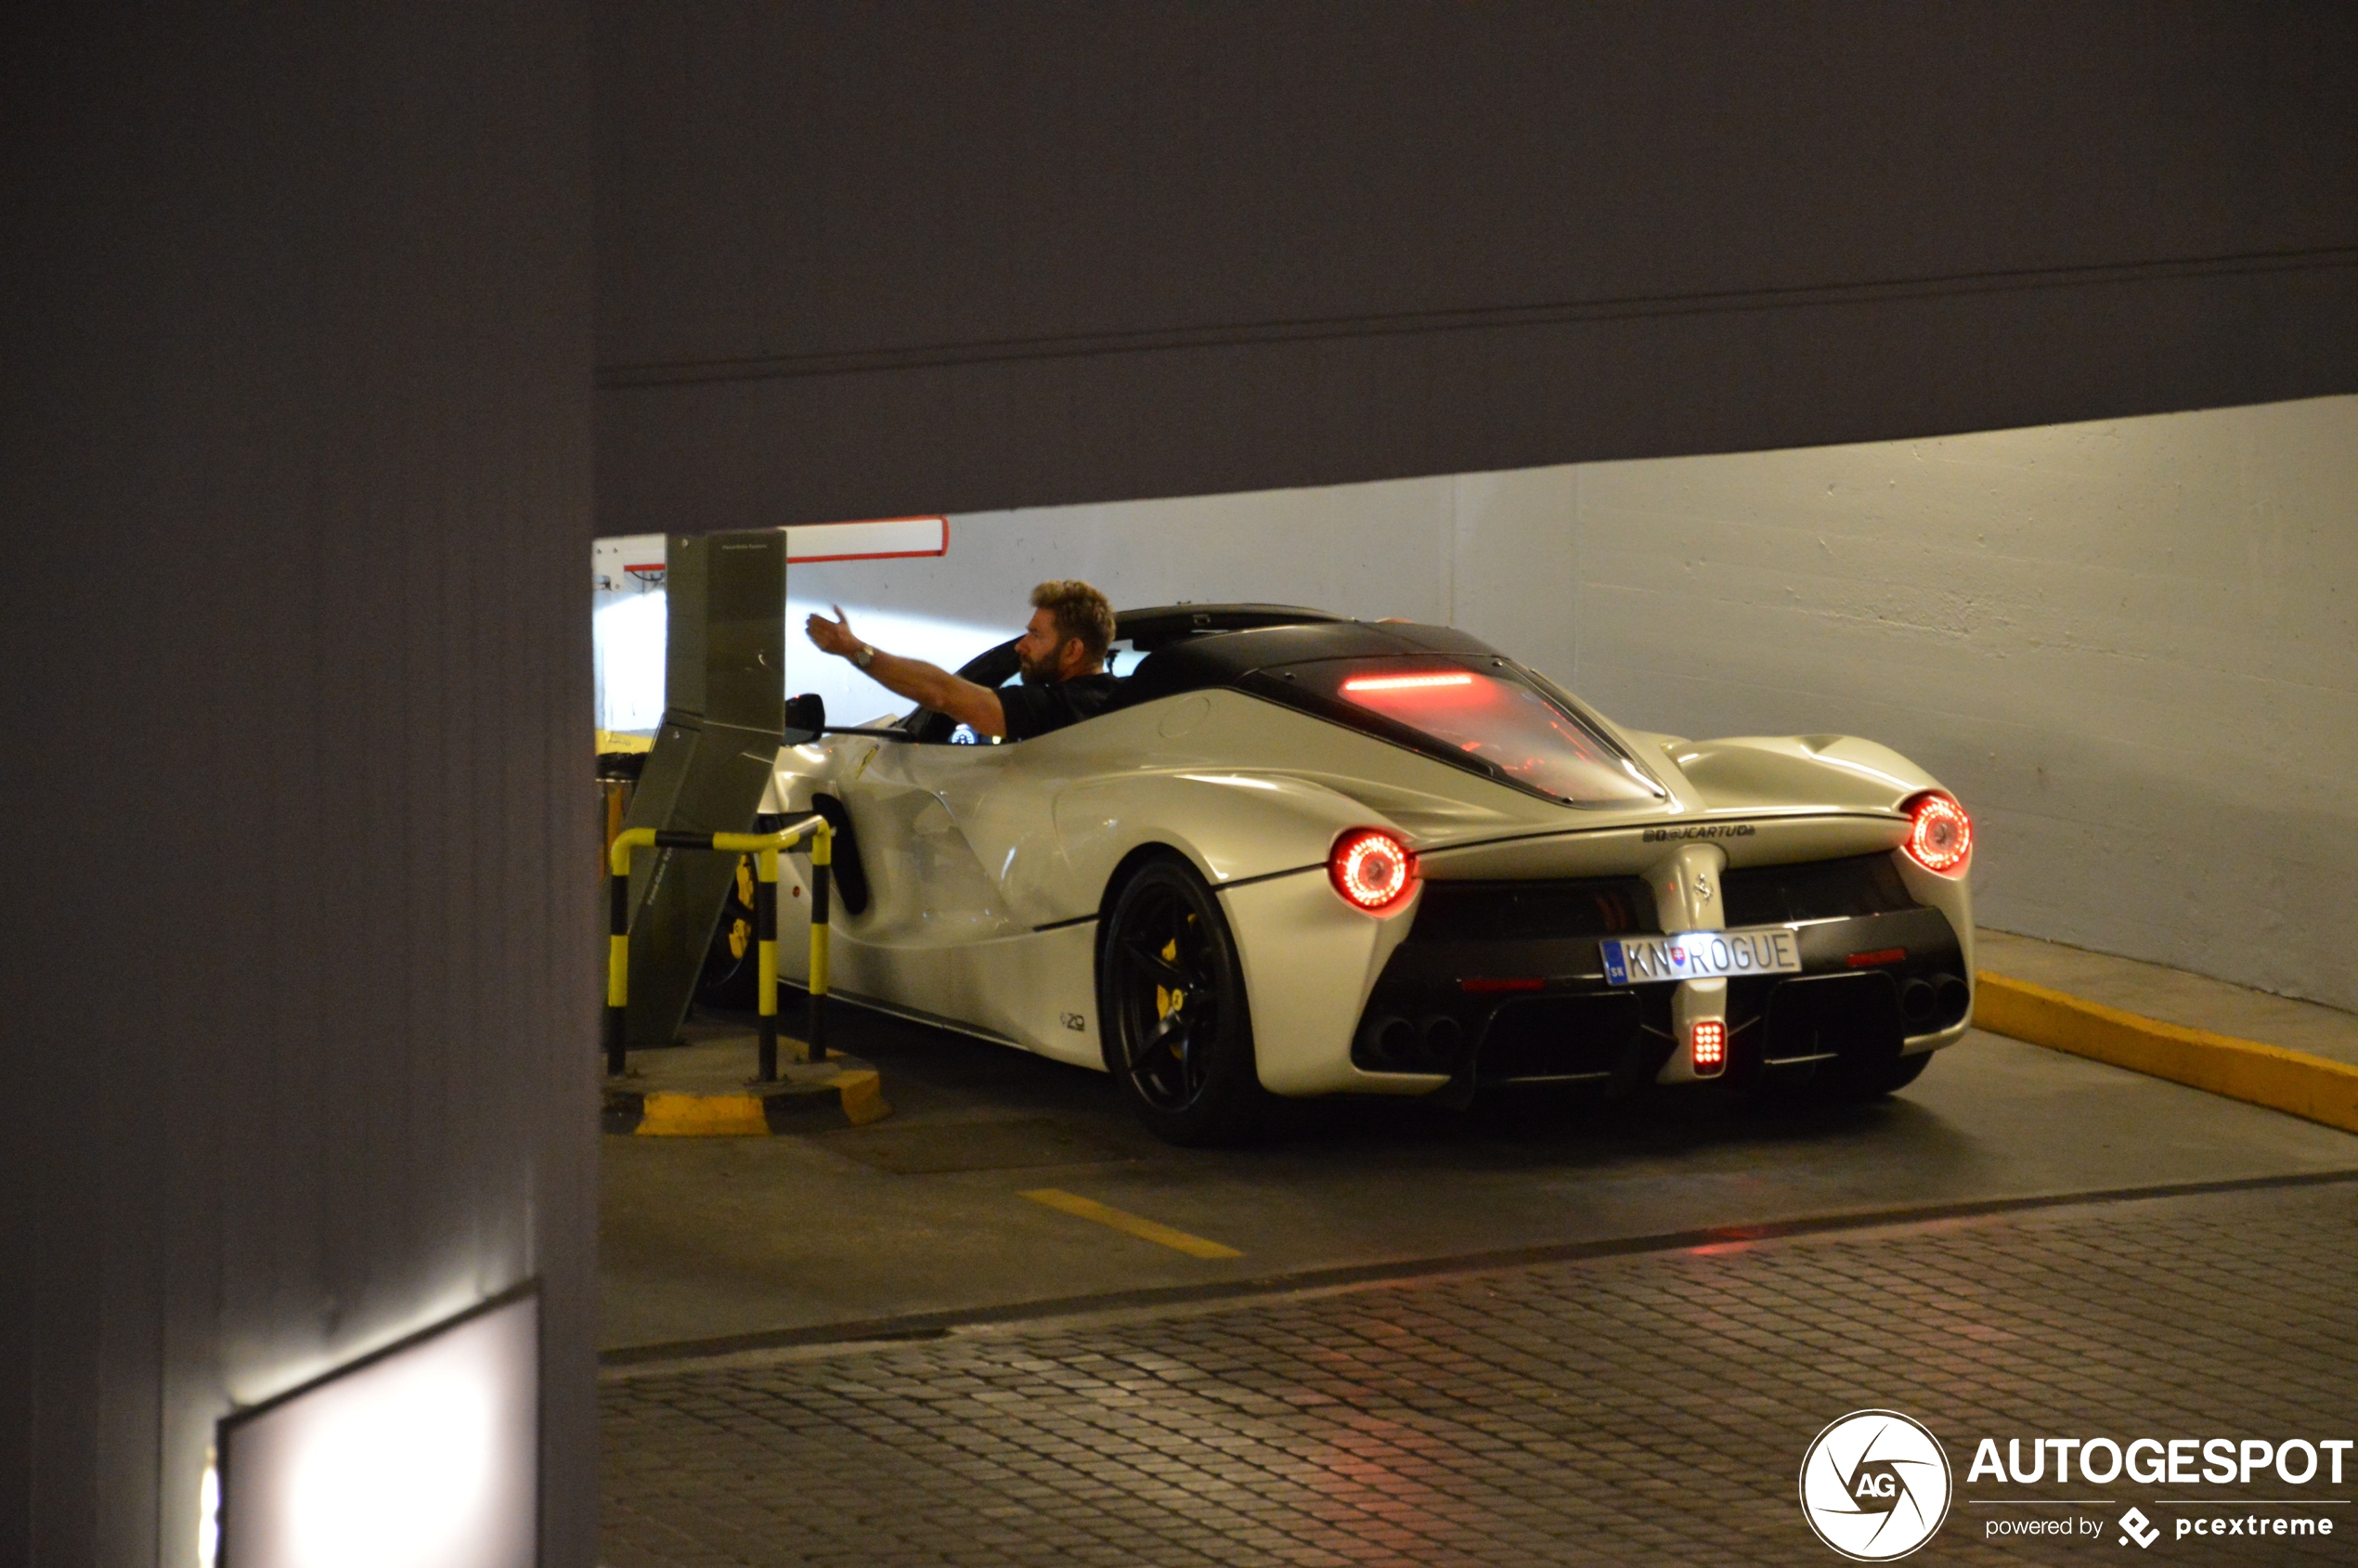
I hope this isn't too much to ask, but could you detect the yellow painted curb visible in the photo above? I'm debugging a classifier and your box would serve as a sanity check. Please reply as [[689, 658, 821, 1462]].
[[1975, 971, 2358, 1136], [639, 1093, 769, 1137], [605, 1058, 892, 1137], [831, 1069, 890, 1127]]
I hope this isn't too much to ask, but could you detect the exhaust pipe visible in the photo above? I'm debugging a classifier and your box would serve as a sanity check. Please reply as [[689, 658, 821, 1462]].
[[1419, 1015, 1465, 1070], [1356, 1014, 1419, 1069], [1934, 974, 1971, 1024]]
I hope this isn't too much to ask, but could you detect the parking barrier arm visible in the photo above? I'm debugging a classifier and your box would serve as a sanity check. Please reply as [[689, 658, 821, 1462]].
[[604, 815, 833, 1081]]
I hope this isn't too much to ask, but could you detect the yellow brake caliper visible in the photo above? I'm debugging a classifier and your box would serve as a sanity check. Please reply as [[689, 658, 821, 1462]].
[[1156, 936, 1182, 1019], [727, 856, 754, 958]]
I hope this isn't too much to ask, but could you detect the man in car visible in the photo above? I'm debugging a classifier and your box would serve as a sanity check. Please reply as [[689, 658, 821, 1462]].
[[805, 579, 1121, 741]]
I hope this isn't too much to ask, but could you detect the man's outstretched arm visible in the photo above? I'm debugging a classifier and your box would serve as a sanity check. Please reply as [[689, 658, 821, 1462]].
[[806, 606, 1007, 738]]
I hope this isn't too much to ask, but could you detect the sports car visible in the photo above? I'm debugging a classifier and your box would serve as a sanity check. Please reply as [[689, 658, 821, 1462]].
[[752, 604, 1975, 1144]]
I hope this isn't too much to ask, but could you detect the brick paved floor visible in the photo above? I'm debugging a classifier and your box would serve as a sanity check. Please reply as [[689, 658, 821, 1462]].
[[602, 1178, 2358, 1565]]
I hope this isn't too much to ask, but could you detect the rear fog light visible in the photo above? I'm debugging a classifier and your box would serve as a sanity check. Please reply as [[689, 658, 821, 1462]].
[[1691, 1018, 1728, 1076]]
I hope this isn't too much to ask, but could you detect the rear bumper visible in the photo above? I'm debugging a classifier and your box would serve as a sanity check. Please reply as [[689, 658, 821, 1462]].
[[1357, 904, 1972, 1090]]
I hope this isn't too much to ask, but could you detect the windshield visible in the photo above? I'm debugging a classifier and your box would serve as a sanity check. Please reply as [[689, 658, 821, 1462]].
[[1265, 660, 1665, 807]]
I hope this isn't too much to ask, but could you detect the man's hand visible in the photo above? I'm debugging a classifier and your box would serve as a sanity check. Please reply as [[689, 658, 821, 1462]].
[[803, 604, 1008, 738], [806, 604, 862, 658]]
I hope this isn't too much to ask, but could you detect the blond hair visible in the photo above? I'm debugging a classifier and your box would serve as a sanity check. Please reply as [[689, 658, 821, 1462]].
[[1030, 579, 1116, 664]]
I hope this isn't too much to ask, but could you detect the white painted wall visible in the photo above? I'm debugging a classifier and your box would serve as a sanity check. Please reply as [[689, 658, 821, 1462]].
[[1572, 397, 2358, 1013], [782, 473, 1580, 722], [592, 533, 669, 733], [764, 394, 2358, 1010]]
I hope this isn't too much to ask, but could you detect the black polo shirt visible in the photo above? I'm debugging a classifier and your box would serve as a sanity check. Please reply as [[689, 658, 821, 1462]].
[[998, 672, 1122, 742]]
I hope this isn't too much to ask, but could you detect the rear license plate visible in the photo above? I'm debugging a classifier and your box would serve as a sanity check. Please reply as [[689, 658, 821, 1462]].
[[1600, 927, 1801, 985]]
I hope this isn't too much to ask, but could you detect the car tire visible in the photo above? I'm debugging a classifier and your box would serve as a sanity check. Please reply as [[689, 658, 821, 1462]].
[[1098, 854, 1268, 1147]]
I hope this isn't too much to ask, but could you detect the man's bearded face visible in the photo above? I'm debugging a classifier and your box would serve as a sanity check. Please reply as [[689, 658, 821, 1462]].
[[1016, 609, 1072, 684], [1016, 640, 1064, 684]]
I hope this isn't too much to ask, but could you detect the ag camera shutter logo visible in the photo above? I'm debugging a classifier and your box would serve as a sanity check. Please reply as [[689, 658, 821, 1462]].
[[1799, 1410, 1953, 1561]]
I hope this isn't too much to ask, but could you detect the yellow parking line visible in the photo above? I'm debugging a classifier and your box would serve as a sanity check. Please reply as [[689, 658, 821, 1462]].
[[1020, 1188, 1244, 1260]]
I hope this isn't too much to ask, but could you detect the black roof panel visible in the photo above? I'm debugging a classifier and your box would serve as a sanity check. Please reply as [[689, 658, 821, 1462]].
[[1113, 603, 1346, 652]]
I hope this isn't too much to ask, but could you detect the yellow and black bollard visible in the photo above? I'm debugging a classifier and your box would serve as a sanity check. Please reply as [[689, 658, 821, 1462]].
[[753, 841, 780, 1080], [807, 819, 831, 1065], [605, 826, 647, 1078], [603, 817, 833, 1081]]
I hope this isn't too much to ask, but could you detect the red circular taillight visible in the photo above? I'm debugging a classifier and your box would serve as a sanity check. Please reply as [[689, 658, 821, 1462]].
[[1329, 828, 1418, 914], [1901, 792, 1973, 875]]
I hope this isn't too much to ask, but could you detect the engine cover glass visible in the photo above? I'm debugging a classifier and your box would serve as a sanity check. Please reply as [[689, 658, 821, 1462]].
[[1278, 660, 1665, 807]]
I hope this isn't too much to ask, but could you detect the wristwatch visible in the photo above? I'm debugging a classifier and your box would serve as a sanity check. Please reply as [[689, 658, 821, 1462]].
[[851, 642, 876, 670]]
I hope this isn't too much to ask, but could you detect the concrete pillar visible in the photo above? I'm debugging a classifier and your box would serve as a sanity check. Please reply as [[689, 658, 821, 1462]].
[[1, 7, 597, 1563]]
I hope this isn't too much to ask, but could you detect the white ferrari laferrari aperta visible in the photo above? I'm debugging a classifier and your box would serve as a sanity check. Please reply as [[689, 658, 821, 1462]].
[[757, 604, 1975, 1144]]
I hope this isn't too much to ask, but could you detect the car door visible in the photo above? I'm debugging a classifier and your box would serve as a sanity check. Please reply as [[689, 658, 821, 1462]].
[[900, 723, 1097, 931], [853, 732, 1021, 948], [910, 636, 1160, 929], [827, 634, 1122, 1014]]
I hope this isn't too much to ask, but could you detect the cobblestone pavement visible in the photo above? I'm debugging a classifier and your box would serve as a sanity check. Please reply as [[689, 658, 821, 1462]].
[[602, 1177, 2358, 1566]]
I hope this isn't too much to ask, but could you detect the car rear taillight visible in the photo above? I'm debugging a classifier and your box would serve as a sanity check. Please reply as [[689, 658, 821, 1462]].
[[1900, 792, 1973, 876], [1328, 828, 1418, 914], [1691, 1019, 1728, 1077]]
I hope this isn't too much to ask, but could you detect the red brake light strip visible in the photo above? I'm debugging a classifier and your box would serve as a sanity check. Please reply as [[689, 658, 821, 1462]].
[[1341, 671, 1475, 693]]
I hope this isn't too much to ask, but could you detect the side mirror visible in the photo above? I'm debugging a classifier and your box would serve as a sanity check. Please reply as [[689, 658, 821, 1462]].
[[783, 692, 826, 744]]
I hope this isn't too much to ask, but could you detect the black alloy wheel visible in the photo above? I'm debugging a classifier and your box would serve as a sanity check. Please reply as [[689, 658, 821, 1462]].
[[1098, 855, 1266, 1146]]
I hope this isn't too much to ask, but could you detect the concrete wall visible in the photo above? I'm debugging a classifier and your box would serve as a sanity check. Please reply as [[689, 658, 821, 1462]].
[[596, 1, 2358, 532], [1, 10, 598, 1565], [1572, 396, 2358, 1014], [782, 472, 1575, 719], [788, 395, 2358, 1012]]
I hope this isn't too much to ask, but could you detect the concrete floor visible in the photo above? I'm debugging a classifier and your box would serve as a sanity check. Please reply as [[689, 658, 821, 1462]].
[[599, 937, 2358, 1356], [603, 1180, 2358, 1567]]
